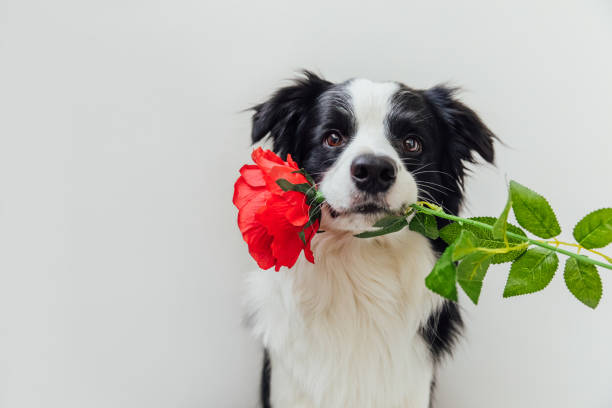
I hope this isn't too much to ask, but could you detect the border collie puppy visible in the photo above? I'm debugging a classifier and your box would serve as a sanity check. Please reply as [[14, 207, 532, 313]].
[[244, 71, 495, 408]]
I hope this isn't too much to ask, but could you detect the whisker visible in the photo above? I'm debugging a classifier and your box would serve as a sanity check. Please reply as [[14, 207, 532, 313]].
[[412, 169, 454, 179], [417, 191, 443, 208], [417, 184, 449, 197], [419, 188, 447, 198], [415, 180, 453, 192]]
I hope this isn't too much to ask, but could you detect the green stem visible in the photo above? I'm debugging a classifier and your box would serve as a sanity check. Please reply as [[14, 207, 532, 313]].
[[411, 204, 612, 271]]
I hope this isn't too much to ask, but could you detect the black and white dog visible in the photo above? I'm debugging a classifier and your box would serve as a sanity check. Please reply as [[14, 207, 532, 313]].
[[244, 71, 495, 408]]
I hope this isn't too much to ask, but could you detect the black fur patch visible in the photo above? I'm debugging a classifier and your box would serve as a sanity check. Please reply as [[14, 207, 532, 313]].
[[260, 349, 272, 408], [419, 300, 464, 363]]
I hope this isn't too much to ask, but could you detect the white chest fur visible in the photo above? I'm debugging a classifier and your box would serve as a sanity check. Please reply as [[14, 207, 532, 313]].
[[244, 229, 443, 408]]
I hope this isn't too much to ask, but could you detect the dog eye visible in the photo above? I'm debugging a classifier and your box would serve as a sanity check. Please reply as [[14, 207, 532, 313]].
[[403, 136, 422, 153], [323, 131, 344, 147]]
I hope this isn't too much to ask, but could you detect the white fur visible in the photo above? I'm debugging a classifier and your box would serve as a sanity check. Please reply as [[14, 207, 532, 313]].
[[319, 79, 418, 232], [245, 231, 442, 408], [244, 79, 444, 407]]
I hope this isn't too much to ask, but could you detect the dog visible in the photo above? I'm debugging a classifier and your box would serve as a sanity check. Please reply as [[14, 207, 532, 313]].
[[243, 71, 495, 408]]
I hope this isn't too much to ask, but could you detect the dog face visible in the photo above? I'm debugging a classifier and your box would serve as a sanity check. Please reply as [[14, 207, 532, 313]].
[[251, 72, 495, 232]]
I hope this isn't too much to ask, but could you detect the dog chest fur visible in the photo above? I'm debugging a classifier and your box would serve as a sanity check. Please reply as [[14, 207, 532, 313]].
[[244, 229, 443, 408]]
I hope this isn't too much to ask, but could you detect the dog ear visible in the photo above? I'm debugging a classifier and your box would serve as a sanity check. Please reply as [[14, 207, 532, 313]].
[[424, 85, 496, 165], [251, 71, 331, 155]]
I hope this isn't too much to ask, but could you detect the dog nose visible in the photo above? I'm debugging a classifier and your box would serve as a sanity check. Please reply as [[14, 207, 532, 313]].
[[350, 154, 397, 193]]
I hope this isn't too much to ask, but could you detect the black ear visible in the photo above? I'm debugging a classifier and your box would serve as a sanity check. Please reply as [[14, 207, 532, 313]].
[[424, 85, 496, 165], [251, 71, 332, 155]]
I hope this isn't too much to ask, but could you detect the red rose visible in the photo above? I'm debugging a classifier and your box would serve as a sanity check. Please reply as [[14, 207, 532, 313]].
[[233, 148, 321, 271]]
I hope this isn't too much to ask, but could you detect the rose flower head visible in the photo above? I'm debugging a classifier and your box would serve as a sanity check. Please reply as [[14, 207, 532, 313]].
[[233, 148, 322, 271]]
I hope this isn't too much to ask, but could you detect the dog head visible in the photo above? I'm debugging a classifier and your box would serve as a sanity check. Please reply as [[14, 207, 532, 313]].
[[251, 71, 495, 232]]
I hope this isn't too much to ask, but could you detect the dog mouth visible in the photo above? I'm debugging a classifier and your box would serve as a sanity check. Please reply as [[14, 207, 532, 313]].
[[327, 202, 390, 218]]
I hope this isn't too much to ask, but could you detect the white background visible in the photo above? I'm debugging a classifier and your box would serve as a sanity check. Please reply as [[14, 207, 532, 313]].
[[1, 0, 611, 407]]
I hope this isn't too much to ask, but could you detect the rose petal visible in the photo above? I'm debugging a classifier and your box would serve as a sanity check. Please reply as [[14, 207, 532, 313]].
[[266, 165, 310, 195], [256, 201, 314, 270], [302, 220, 319, 264], [281, 191, 312, 226], [270, 225, 304, 270], [237, 190, 271, 233], [239, 165, 266, 187], [286, 154, 299, 169], [243, 224, 276, 270], [252, 147, 285, 172], [233, 177, 265, 209]]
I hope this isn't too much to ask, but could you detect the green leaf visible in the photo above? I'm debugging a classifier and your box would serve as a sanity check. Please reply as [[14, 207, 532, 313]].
[[298, 230, 306, 245], [291, 168, 316, 186], [503, 247, 559, 297], [492, 192, 512, 241], [409, 212, 439, 240], [509, 180, 561, 239], [425, 245, 458, 301], [354, 217, 408, 238], [439, 217, 527, 264], [312, 190, 325, 205], [275, 179, 314, 195], [572, 208, 612, 250], [452, 230, 479, 261], [564, 258, 602, 309], [373, 214, 406, 228], [301, 203, 322, 232], [309, 204, 321, 220], [457, 251, 493, 304]]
